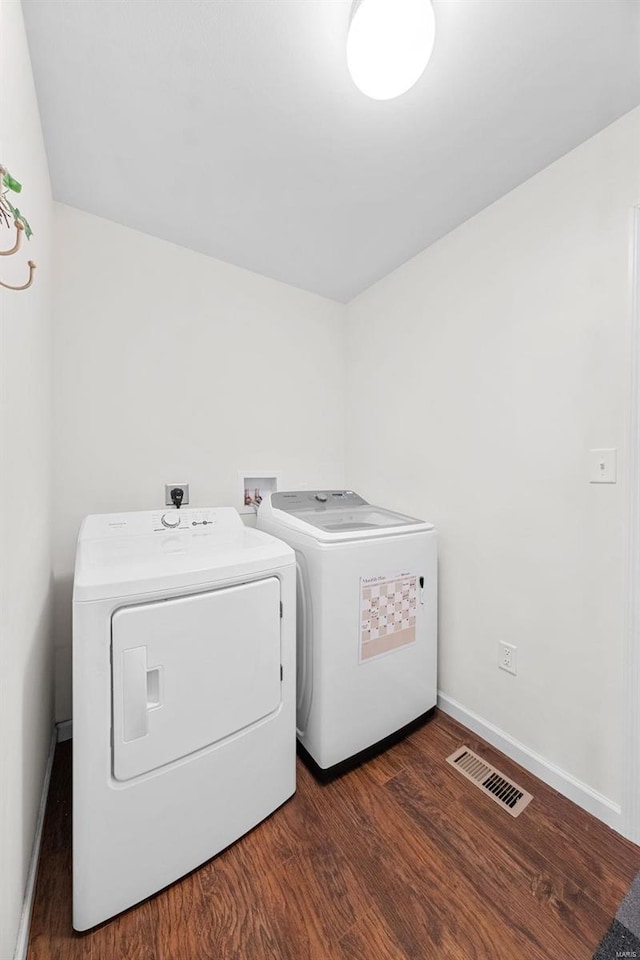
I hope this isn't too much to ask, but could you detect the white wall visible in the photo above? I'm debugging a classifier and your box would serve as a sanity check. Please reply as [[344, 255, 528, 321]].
[[0, 1, 54, 957], [52, 204, 346, 721], [49, 96, 639, 816], [346, 108, 640, 805]]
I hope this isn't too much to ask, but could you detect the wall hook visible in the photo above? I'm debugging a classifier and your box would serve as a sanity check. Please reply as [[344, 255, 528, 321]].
[[0, 260, 36, 291], [0, 220, 24, 257]]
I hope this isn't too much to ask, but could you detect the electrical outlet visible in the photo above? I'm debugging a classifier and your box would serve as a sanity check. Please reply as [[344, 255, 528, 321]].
[[165, 483, 189, 507], [499, 641, 517, 676]]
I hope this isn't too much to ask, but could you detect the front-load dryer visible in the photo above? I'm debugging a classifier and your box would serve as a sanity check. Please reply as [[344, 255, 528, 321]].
[[257, 491, 437, 777], [72, 506, 295, 930]]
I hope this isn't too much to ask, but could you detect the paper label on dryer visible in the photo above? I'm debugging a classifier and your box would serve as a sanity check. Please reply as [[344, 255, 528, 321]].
[[359, 572, 417, 663]]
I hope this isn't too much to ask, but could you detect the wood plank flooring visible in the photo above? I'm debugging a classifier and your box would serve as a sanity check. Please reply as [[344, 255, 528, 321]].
[[27, 712, 640, 960]]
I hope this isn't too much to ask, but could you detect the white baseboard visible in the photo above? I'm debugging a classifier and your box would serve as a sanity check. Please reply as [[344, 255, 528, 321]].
[[13, 726, 57, 960], [56, 719, 72, 743], [438, 692, 622, 833]]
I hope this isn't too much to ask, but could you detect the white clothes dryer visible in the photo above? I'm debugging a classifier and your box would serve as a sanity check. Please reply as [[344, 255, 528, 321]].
[[72, 506, 295, 930], [257, 491, 437, 777]]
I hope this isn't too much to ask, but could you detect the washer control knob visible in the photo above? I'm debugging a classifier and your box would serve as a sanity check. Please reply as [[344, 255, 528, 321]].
[[161, 512, 181, 529], [315, 494, 328, 503]]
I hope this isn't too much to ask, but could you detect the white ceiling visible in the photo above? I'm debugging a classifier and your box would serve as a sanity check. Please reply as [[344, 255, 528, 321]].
[[22, 0, 640, 303]]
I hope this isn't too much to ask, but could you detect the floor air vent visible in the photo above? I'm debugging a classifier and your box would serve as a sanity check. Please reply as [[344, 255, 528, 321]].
[[446, 746, 533, 818]]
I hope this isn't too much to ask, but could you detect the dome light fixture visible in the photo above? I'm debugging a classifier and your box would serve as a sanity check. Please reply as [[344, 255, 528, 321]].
[[346, 0, 436, 101]]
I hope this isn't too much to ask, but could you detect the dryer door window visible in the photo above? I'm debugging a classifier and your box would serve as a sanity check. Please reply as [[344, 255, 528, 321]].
[[111, 577, 281, 781]]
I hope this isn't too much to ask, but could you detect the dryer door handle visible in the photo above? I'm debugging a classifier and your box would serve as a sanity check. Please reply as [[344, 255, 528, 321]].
[[122, 646, 149, 741]]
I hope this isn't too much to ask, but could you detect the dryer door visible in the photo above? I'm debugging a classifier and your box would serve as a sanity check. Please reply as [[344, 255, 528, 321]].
[[111, 577, 281, 781]]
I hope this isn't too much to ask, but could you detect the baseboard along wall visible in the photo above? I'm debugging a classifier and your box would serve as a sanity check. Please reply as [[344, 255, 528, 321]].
[[13, 726, 57, 960], [437, 692, 622, 834]]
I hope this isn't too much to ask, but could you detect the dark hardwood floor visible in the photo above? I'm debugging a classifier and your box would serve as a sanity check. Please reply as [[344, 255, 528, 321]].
[[27, 712, 640, 960]]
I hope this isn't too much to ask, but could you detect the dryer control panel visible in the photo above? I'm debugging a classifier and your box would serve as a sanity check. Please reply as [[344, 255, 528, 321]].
[[80, 507, 244, 540], [154, 508, 220, 532]]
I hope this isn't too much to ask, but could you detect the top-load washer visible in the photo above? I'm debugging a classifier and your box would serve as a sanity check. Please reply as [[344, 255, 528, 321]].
[[257, 490, 437, 776], [73, 506, 295, 930]]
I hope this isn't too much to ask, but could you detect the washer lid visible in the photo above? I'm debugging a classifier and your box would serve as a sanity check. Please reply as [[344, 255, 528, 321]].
[[73, 507, 294, 602], [267, 491, 433, 542]]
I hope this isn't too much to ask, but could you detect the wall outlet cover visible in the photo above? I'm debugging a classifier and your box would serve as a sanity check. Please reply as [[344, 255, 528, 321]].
[[165, 483, 190, 507], [499, 641, 517, 676]]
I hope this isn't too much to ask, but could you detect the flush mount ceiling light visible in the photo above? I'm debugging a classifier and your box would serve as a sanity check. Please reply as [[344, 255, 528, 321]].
[[347, 0, 436, 101]]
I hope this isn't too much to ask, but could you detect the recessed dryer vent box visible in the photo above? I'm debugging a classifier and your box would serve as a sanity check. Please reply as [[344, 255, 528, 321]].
[[239, 473, 279, 515]]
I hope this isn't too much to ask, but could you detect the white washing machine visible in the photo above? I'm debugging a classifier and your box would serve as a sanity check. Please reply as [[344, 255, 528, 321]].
[[72, 506, 295, 930], [257, 491, 437, 776]]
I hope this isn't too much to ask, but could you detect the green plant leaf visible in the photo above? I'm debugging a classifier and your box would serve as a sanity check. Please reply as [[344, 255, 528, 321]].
[[4, 201, 34, 239], [2, 173, 22, 193]]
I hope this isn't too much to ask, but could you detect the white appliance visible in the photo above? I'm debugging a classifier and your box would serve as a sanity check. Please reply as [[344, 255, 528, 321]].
[[72, 506, 295, 931], [257, 490, 437, 775]]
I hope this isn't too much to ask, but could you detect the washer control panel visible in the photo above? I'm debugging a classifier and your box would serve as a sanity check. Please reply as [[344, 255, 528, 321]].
[[271, 490, 368, 513]]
